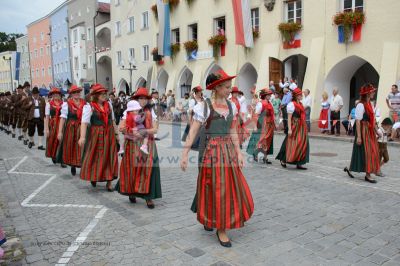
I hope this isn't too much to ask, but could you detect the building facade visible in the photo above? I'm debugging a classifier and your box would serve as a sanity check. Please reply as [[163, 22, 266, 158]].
[[110, 0, 154, 95], [50, 1, 73, 90], [16, 36, 31, 86], [110, 0, 399, 120], [27, 16, 53, 89], [0, 51, 18, 92], [68, 0, 98, 91]]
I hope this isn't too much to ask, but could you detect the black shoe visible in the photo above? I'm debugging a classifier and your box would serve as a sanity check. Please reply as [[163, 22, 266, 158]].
[[216, 231, 232, 248], [61, 164, 67, 168], [6, 130, 10, 135], [280, 161, 287, 168], [239, 144, 243, 149], [23, 140, 28, 145], [71, 167, 76, 176], [146, 200, 155, 209], [263, 157, 272, 164], [91, 181, 97, 187], [12, 133, 15, 138], [365, 176, 377, 183], [204, 226, 213, 232], [18, 135, 23, 140], [296, 165, 307, 170], [38, 146, 45, 150], [129, 196, 136, 203], [28, 142, 33, 149], [51, 158, 56, 164], [154, 137, 160, 141], [253, 154, 258, 162], [344, 167, 354, 178]]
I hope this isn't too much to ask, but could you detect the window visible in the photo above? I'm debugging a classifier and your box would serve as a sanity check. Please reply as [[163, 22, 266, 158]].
[[46, 45, 50, 55], [88, 55, 93, 69], [22, 46, 25, 53], [36, 69, 39, 77], [128, 17, 135, 33], [343, 0, 363, 12], [70, 14, 74, 21], [78, 10, 81, 17], [129, 48, 135, 61], [74, 57, 79, 70], [142, 45, 149, 62], [40, 32, 44, 41], [188, 23, 198, 41], [286, 0, 302, 23], [115, 0, 120, 6], [34, 49, 38, 58], [251, 8, 260, 31], [172, 28, 180, 44], [214, 17, 226, 35], [87, 27, 92, 40], [31, 70, 35, 78], [39, 47, 43, 56], [33, 36, 37, 43], [116, 51, 122, 66], [73, 29, 78, 43], [115, 21, 121, 37], [42, 68, 45, 77], [48, 66, 52, 76], [142, 12, 149, 29], [64, 37, 67, 48]]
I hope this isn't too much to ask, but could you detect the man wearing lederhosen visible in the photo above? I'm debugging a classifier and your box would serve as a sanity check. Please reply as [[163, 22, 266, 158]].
[[13, 85, 27, 142], [2, 92, 13, 135], [21, 82, 32, 144], [23, 87, 46, 149]]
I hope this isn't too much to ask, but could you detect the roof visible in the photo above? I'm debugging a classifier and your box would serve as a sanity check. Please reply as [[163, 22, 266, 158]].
[[98, 2, 110, 13]]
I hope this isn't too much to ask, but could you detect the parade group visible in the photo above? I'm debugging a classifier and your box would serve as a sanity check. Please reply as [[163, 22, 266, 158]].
[[0, 69, 396, 247]]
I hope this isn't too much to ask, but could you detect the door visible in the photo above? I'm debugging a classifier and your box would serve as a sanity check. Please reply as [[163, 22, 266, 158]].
[[269, 57, 283, 91]]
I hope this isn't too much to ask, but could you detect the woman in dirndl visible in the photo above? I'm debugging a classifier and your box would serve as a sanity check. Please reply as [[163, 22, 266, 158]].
[[246, 88, 275, 164], [344, 84, 380, 183], [115, 87, 162, 208], [230, 86, 250, 149], [57, 85, 86, 176], [181, 70, 254, 248], [318, 91, 331, 133], [276, 88, 309, 170], [182, 86, 203, 144], [45, 88, 66, 168], [78, 84, 118, 191]]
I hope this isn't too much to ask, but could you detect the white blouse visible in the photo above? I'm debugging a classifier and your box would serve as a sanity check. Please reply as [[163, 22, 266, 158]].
[[193, 101, 237, 123], [355, 103, 365, 120], [81, 102, 115, 124], [287, 102, 295, 113], [45, 102, 50, 116], [255, 102, 263, 115], [60, 102, 68, 119]]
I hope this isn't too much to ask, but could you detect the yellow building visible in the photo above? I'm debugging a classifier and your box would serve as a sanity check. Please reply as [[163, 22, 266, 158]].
[[111, 0, 400, 119], [0, 51, 17, 92]]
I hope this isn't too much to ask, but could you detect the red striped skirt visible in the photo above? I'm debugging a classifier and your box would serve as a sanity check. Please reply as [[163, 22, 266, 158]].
[[286, 118, 308, 163], [197, 136, 254, 229], [80, 125, 118, 182], [46, 118, 60, 159], [361, 122, 380, 174], [237, 117, 250, 145], [61, 120, 82, 167], [118, 138, 154, 194], [257, 119, 274, 152]]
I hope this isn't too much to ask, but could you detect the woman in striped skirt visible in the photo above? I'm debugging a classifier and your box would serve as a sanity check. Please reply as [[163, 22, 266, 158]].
[[276, 88, 309, 169], [115, 87, 162, 208], [344, 84, 380, 183], [45, 88, 66, 168], [78, 84, 118, 191], [57, 85, 86, 176], [246, 88, 275, 164], [230, 87, 250, 149], [181, 70, 254, 248]]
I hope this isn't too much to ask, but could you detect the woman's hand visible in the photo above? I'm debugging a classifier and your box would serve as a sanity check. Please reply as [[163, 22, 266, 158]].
[[78, 137, 86, 147], [288, 129, 292, 137], [57, 132, 63, 141], [180, 152, 188, 171], [356, 136, 362, 145], [45, 129, 49, 137], [237, 152, 244, 168]]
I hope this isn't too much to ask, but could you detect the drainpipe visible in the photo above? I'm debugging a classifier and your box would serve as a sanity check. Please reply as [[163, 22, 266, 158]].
[[27, 39, 32, 86], [66, 16, 73, 87], [93, 10, 99, 83], [48, 25, 55, 88]]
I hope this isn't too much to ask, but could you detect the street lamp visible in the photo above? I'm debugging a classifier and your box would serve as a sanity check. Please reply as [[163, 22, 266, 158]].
[[120, 58, 137, 95], [3, 56, 13, 92]]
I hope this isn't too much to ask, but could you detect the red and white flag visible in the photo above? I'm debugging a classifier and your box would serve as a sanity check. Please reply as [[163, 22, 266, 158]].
[[283, 32, 301, 49], [232, 0, 254, 48]]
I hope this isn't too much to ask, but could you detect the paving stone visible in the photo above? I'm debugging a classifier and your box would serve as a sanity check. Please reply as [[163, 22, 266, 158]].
[[184, 247, 205, 258], [367, 254, 390, 265]]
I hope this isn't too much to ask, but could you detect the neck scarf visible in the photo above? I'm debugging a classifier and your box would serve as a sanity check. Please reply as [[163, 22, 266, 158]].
[[362, 100, 375, 129], [292, 100, 306, 121], [91, 101, 110, 127], [68, 98, 85, 121], [49, 99, 62, 118]]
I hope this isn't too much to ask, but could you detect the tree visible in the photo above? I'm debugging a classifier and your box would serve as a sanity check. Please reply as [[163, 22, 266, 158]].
[[0, 32, 24, 52]]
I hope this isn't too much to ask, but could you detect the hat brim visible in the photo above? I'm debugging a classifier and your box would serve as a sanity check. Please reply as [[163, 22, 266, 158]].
[[90, 88, 108, 95], [131, 95, 152, 100], [206, 76, 236, 90], [49, 91, 61, 96], [69, 88, 82, 94]]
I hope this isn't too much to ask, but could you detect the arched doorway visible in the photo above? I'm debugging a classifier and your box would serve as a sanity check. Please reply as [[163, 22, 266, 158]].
[[202, 63, 222, 98], [156, 69, 169, 95], [324, 55, 380, 116], [135, 77, 147, 91], [177, 66, 193, 99], [238, 63, 258, 101], [118, 79, 129, 95], [269, 57, 283, 91], [97, 55, 113, 91], [283, 54, 308, 89]]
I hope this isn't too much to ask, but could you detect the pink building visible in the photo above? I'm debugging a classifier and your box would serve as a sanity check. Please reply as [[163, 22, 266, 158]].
[[27, 16, 53, 88]]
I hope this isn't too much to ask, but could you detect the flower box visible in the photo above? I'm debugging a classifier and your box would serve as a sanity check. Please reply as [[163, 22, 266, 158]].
[[208, 34, 227, 59], [333, 11, 365, 43]]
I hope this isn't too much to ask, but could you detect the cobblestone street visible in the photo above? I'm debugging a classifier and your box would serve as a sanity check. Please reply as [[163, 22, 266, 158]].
[[1, 123, 400, 266]]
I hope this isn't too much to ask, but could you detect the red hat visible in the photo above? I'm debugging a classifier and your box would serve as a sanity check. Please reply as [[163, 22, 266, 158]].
[[206, 70, 236, 90], [360, 84, 376, 95], [231, 86, 241, 93], [292, 88, 303, 97], [192, 86, 202, 92], [49, 87, 61, 96], [90, 84, 108, 95], [132, 87, 152, 100], [68, 85, 82, 94], [259, 88, 273, 95]]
